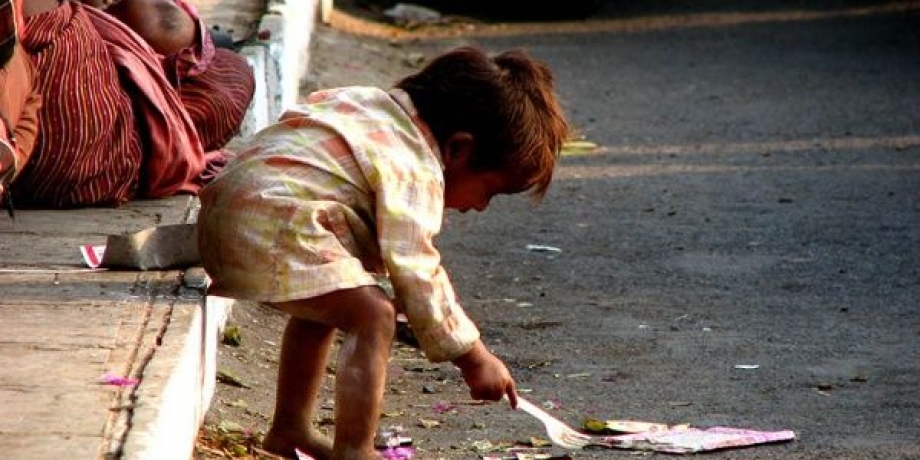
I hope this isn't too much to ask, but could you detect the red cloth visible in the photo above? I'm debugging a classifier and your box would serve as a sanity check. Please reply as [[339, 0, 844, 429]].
[[174, 47, 254, 151], [14, 1, 246, 208], [162, 7, 255, 152], [16, 1, 143, 207], [85, 4, 217, 199]]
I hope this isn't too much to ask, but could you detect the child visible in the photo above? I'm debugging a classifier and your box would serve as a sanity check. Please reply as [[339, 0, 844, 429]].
[[197, 45, 569, 460]]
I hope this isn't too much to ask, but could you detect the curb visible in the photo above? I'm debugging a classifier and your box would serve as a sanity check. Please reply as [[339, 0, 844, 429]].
[[117, 1, 319, 458], [239, 0, 320, 137]]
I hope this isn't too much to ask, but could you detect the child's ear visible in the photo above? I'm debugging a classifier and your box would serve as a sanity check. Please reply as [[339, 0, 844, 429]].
[[443, 132, 475, 164]]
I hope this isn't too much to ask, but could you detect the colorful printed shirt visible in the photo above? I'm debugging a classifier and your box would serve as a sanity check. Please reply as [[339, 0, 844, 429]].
[[198, 87, 480, 362]]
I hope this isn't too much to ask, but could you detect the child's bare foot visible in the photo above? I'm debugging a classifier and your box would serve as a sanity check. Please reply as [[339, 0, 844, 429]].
[[262, 428, 334, 460]]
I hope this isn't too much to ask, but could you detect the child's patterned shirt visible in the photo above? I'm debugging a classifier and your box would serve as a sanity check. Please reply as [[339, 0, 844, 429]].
[[197, 87, 480, 362]]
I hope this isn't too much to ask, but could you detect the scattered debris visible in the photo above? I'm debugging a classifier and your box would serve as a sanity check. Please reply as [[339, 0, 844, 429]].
[[604, 426, 796, 453], [432, 402, 456, 414], [561, 140, 599, 156], [370, 426, 416, 459], [216, 369, 250, 388], [541, 399, 563, 410], [733, 364, 760, 370], [565, 372, 591, 379], [418, 418, 440, 429], [225, 399, 248, 409], [482, 453, 572, 460], [528, 437, 553, 448], [482, 446, 573, 459], [379, 446, 416, 460], [526, 244, 562, 254], [383, 3, 441, 28], [402, 52, 426, 67], [583, 418, 686, 434], [472, 439, 513, 454], [667, 401, 694, 407], [99, 373, 139, 387], [198, 420, 264, 458], [222, 324, 243, 347], [376, 425, 414, 448]]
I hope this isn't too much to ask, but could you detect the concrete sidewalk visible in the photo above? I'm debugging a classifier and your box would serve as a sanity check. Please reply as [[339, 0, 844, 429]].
[[0, 0, 319, 458]]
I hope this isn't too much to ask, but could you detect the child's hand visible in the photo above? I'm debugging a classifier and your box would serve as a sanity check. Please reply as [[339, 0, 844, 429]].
[[453, 341, 518, 409]]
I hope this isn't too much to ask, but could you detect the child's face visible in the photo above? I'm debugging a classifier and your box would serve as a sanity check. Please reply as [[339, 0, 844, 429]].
[[442, 132, 521, 212], [444, 166, 516, 213], [442, 132, 519, 213]]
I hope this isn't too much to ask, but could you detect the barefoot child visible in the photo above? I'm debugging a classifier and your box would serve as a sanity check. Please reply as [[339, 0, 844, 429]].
[[197, 46, 569, 460]]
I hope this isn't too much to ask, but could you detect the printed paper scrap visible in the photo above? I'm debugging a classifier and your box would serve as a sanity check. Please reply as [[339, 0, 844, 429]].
[[604, 426, 796, 454], [81, 245, 107, 269]]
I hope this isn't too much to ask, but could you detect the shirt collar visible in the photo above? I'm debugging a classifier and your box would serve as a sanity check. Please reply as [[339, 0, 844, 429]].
[[388, 88, 444, 170]]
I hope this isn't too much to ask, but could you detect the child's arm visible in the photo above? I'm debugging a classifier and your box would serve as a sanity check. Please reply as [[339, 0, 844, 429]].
[[371, 165, 481, 363], [453, 340, 518, 408]]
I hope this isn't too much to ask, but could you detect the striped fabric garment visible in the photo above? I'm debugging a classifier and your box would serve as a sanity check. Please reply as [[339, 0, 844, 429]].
[[163, 1, 254, 152], [15, 1, 143, 207], [12, 1, 251, 208], [172, 47, 255, 151]]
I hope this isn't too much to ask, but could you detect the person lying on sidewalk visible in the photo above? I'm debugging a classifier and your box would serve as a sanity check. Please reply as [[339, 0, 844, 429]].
[[10, 0, 253, 208], [196, 46, 570, 460], [0, 0, 41, 215]]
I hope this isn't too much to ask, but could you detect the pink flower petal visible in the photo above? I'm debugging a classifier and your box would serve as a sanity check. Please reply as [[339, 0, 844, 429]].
[[100, 373, 139, 387]]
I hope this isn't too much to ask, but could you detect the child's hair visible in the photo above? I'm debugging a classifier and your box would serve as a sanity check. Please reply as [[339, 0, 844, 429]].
[[395, 46, 569, 199]]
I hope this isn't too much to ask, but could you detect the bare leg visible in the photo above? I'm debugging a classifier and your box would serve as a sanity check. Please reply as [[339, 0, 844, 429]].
[[263, 317, 336, 460], [330, 317, 393, 459], [271, 286, 396, 460]]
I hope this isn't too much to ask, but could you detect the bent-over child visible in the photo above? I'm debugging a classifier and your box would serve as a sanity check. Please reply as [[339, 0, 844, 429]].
[[197, 45, 570, 460]]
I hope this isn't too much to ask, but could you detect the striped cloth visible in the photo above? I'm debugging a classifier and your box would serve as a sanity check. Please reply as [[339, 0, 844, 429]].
[[172, 47, 255, 151], [12, 1, 251, 208], [198, 87, 481, 363], [163, 0, 254, 152]]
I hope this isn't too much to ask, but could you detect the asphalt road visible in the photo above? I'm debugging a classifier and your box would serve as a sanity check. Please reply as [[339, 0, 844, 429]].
[[428, 2, 920, 458], [200, 2, 920, 459]]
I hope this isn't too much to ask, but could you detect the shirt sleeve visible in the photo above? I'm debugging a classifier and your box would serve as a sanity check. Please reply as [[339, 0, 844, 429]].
[[374, 164, 480, 363]]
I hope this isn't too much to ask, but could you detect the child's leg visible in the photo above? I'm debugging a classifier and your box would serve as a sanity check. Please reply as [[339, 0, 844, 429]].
[[271, 286, 396, 460], [263, 317, 336, 459]]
